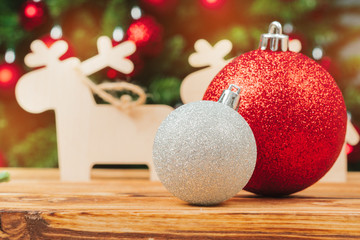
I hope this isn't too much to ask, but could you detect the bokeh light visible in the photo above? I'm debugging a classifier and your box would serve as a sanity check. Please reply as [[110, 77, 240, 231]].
[[200, 0, 226, 9]]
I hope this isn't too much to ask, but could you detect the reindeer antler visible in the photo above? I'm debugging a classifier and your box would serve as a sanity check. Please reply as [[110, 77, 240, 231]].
[[24, 40, 69, 68], [188, 39, 232, 68], [80, 36, 136, 76]]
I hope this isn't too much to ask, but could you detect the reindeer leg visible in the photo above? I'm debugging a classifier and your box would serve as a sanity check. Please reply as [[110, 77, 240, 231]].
[[57, 136, 92, 182], [56, 114, 92, 182], [59, 158, 91, 182]]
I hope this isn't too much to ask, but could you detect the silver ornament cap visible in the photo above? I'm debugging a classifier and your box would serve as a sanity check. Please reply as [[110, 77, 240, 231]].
[[259, 21, 289, 52], [217, 84, 241, 110], [153, 85, 257, 206]]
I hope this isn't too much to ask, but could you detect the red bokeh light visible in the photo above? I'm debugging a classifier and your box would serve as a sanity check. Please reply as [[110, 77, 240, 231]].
[[125, 16, 163, 56], [0, 151, 7, 167], [21, 1, 47, 30], [0, 69, 13, 84], [24, 4, 39, 18], [200, 0, 225, 9], [127, 22, 151, 44], [346, 144, 354, 155], [107, 69, 118, 79], [0, 63, 22, 89], [145, 0, 166, 4]]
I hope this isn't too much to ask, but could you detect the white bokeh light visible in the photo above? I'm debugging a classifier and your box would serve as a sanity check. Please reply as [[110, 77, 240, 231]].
[[131, 6, 142, 20], [312, 47, 323, 60], [289, 39, 302, 53], [50, 25, 63, 39], [283, 23, 294, 34], [4, 49, 15, 64], [113, 26, 124, 42]]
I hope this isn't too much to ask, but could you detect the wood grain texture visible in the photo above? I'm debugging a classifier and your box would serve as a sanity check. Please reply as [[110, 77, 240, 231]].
[[0, 168, 359, 239]]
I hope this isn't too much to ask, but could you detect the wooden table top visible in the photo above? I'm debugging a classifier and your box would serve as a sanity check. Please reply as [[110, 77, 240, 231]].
[[0, 168, 359, 239]]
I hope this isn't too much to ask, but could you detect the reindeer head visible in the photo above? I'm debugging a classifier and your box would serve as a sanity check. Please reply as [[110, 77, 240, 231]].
[[16, 40, 81, 114], [16, 36, 137, 114]]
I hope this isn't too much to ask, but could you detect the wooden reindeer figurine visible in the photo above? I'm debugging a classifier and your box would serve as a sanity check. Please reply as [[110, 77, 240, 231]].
[[180, 39, 233, 104], [16, 36, 173, 181]]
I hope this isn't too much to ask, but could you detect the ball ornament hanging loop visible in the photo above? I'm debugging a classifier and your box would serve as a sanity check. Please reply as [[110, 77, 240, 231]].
[[218, 84, 241, 110], [259, 21, 289, 52]]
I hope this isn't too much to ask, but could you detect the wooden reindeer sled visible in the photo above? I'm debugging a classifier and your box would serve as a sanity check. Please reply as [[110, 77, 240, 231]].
[[16, 36, 173, 181]]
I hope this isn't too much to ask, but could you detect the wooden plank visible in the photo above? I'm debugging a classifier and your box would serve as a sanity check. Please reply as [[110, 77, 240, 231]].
[[0, 168, 359, 239]]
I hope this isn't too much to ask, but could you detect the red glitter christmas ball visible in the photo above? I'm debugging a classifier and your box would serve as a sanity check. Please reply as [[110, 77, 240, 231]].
[[203, 49, 347, 196]]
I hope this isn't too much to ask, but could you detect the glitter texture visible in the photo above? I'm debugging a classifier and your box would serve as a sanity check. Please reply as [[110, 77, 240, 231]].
[[153, 101, 257, 206], [203, 49, 347, 196]]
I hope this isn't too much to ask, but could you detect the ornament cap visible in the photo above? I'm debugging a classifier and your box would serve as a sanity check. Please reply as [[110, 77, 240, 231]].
[[259, 21, 289, 52], [218, 84, 241, 111]]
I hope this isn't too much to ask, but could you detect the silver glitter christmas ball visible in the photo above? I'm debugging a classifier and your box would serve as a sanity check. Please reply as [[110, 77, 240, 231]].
[[153, 100, 257, 206]]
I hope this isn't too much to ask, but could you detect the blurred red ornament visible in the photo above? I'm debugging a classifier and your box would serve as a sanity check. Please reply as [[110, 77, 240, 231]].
[[106, 69, 118, 79], [20, 0, 47, 30], [346, 144, 354, 155], [203, 50, 346, 196], [0, 63, 22, 89], [0, 151, 7, 167], [126, 16, 163, 56], [39, 35, 75, 61], [200, 0, 226, 9]]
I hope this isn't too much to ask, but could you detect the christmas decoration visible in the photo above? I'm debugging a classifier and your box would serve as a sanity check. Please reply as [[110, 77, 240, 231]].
[[0, 151, 8, 167], [126, 16, 163, 56], [180, 39, 233, 104], [20, 0, 47, 30], [0, 0, 359, 171], [153, 85, 257, 205], [0, 62, 22, 89], [203, 21, 347, 196], [16, 36, 173, 181]]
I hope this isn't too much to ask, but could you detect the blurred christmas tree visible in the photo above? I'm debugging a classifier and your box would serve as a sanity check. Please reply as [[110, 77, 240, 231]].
[[0, 0, 360, 170]]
